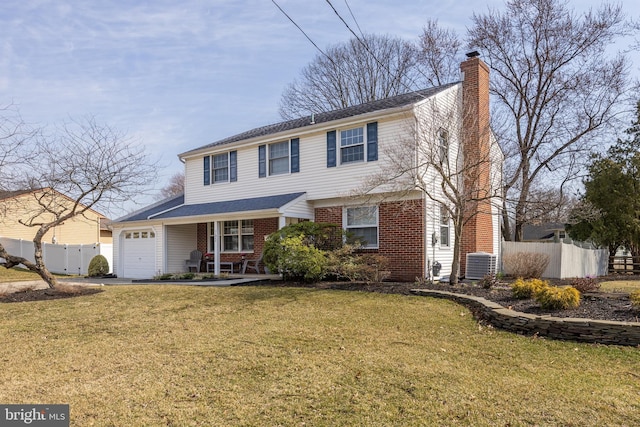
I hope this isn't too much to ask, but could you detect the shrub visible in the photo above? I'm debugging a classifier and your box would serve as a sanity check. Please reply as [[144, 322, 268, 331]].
[[534, 286, 581, 310], [502, 252, 550, 279], [630, 290, 640, 309], [327, 245, 390, 283], [87, 255, 109, 277], [570, 277, 600, 293], [265, 235, 328, 282], [180, 273, 196, 280], [479, 274, 499, 289], [511, 278, 549, 299]]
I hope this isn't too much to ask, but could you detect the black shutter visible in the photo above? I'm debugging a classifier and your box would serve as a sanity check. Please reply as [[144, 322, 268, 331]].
[[327, 131, 336, 167], [229, 151, 237, 182], [258, 145, 266, 178], [367, 122, 378, 162], [290, 138, 300, 173], [203, 156, 210, 185]]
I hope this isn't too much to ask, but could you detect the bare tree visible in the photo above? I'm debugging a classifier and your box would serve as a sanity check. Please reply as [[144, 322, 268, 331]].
[[157, 171, 185, 200], [359, 78, 501, 284], [417, 19, 463, 87], [0, 116, 158, 288], [466, 0, 632, 241], [279, 34, 422, 119], [0, 103, 36, 187]]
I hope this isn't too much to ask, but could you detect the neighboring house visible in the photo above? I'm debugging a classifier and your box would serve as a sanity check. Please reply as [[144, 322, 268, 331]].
[[0, 188, 112, 245], [112, 54, 503, 280], [521, 222, 567, 243]]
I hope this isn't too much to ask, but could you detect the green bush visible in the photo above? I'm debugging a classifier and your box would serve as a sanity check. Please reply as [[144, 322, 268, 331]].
[[630, 290, 640, 308], [264, 222, 348, 282], [534, 286, 581, 310], [511, 278, 549, 299], [265, 234, 328, 282], [87, 255, 109, 277]]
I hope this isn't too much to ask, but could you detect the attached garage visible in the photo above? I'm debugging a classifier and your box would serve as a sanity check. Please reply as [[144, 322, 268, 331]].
[[121, 230, 156, 279]]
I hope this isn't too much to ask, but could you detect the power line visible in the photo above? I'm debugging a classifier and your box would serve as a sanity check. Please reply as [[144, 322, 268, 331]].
[[270, 0, 339, 69]]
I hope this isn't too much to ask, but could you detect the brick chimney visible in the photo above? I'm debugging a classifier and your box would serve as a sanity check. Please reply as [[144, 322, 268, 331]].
[[460, 52, 493, 277]]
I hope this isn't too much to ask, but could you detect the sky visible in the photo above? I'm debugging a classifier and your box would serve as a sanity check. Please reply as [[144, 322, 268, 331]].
[[1, 0, 638, 217]]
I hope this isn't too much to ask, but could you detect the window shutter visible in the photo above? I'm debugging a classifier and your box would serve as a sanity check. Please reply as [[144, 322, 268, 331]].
[[327, 131, 336, 167], [290, 138, 300, 173], [367, 122, 378, 162], [258, 145, 266, 178], [229, 151, 237, 182], [203, 156, 210, 185]]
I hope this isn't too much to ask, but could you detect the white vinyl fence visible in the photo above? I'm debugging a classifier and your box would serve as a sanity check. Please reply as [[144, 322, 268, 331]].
[[502, 241, 608, 279], [0, 236, 113, 276]]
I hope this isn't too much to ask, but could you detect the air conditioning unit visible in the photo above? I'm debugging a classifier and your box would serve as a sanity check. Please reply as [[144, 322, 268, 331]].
[[465, 252, 497, 280]]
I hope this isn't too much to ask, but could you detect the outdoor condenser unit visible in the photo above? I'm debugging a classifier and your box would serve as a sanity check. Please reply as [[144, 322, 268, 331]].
[[465, 252, 497, 280]]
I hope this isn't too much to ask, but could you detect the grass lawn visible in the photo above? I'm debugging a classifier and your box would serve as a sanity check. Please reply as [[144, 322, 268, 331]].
[[0, 267, 44, 283], [0, 285, 638, 426], [600, 280, 640, 293]]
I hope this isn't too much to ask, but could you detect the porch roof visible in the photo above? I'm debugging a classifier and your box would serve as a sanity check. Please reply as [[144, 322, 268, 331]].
[[118, 192, 308, 223]]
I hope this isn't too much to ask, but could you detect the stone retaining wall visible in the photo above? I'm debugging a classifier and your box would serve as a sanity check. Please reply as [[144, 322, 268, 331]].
[[410, 289, 640, 346]]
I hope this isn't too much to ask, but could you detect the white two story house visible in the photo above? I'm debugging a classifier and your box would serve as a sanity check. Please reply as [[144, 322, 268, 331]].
[[112, 54, 502, 281]]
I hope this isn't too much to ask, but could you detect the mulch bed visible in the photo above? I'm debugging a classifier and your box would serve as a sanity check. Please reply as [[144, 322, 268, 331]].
[[266, 279, 640, 324], [0, 287, 104, 303], [3, 278, 638, 324]]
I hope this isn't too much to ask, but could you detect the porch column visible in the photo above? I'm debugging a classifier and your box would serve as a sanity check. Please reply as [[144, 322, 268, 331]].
[[278, 216, 287, 230], [213, 220, 221, 275]]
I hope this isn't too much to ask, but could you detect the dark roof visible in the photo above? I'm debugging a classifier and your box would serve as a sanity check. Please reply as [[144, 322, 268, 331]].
[[522, 222, 567, 241], [0, 189, 37, 200], [116, 194, 185, 222], [117, 192, 306, 222], [180, 83, 458, 157]]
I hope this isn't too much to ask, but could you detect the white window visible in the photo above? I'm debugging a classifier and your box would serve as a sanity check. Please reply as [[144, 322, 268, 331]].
[[212, 153, 229, 183], [438, 128, 449, 163], [345, 206, 378, 248], [439, 205, 450, 247], [340, 127, 365, 164], [210, 220, 254, 252], [269, 141, 290, 175]]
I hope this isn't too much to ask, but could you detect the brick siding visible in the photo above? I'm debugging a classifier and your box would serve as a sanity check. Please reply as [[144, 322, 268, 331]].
[[460, 55, 494, 276]]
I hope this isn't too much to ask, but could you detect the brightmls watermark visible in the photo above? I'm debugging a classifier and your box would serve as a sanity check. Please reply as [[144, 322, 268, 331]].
[[0, 405, 69, 426]]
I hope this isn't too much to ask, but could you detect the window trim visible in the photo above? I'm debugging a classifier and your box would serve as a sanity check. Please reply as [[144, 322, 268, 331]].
[[212, 152, 229, 184], [344, 205, 379, 249], [340, 126, 365, 164], [204, 150, 237, 185], [437, 128, 449, 164], [259, 139, 300, 177], [439, 205, 450, 248], [209, 220, 254, 253]]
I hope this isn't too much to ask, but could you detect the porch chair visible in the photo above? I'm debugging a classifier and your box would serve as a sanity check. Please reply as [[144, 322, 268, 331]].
[[185, 250, 203, 273], [242, 251, 264, 274]]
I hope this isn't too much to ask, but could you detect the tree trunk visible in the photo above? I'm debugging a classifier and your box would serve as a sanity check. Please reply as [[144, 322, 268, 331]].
[[449, 219, 464, 285], [0, 242, 60, 289]]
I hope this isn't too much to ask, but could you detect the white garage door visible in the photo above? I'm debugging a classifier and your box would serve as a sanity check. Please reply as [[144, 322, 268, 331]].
[[122, 230, 156, 279]]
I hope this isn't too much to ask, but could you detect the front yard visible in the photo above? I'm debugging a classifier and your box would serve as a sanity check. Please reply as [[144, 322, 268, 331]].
[[0, 284, 638, 426]]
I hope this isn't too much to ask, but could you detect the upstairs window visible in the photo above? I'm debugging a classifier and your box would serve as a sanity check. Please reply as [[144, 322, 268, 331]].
[[258, 138, 299, 178], [327, 122, 377, 167], [438, 128, 449, 163], [269, 141, 290, 175], [212, 153, 229, 183], [204, 151, 237, 185], [340, 127, 364, 163]]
